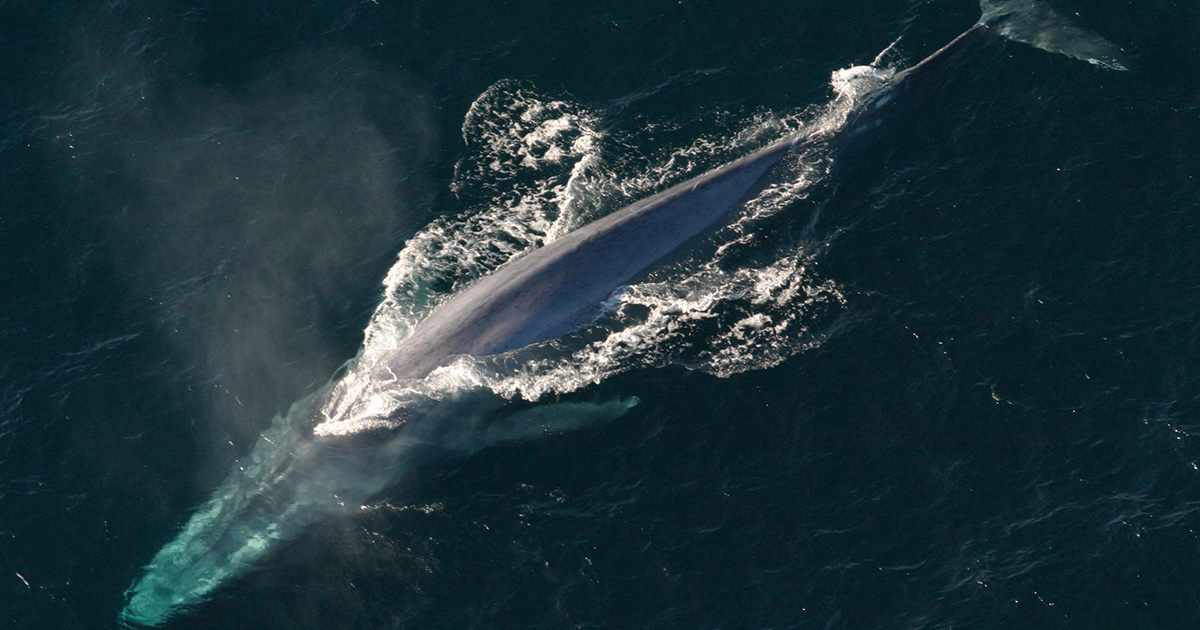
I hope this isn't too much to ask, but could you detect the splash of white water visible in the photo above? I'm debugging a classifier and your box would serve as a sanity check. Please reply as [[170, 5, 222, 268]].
[[316, 68, 887, 436]]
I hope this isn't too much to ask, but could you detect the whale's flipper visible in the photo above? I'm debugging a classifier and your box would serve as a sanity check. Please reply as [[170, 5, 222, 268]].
[[441, 397, 640, 455], [980, 0, 1130, 71]]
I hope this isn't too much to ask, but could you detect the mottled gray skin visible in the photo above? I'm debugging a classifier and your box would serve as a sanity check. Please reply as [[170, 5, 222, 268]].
[[383, 137, 800, 380]]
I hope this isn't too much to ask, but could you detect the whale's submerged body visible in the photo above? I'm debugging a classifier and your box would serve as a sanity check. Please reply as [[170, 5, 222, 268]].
[[121, 1, 1127, 625]]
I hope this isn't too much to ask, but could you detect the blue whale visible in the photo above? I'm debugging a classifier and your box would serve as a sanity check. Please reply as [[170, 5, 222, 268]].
[[120, 1, 1127, 625]]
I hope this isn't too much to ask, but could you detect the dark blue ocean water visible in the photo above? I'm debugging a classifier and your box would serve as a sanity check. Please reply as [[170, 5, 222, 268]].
[[4, 1, 1200, 628]]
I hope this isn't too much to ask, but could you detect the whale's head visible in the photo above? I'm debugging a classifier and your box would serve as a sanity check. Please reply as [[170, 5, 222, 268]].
[[120, 389, 417, 627], [119, 371, 632, 626]]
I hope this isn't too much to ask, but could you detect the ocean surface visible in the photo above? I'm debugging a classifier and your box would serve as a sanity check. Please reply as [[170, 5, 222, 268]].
[[3, 1, 1200, 628]]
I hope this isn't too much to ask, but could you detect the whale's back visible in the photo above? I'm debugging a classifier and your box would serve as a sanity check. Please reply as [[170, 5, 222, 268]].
[[384, 137, 799, 380]]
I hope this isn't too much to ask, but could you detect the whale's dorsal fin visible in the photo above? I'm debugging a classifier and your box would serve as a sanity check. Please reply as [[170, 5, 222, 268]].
[[980, 0, 1130, 71]]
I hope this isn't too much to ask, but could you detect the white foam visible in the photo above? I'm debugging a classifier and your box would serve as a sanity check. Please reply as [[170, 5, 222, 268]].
[[355, 82, 605, 366], [316, 71, 884, 435], [831, 64, 894, 102]]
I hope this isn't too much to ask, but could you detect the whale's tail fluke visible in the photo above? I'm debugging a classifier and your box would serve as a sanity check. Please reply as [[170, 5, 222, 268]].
[[980, 0, 1130, 71]]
